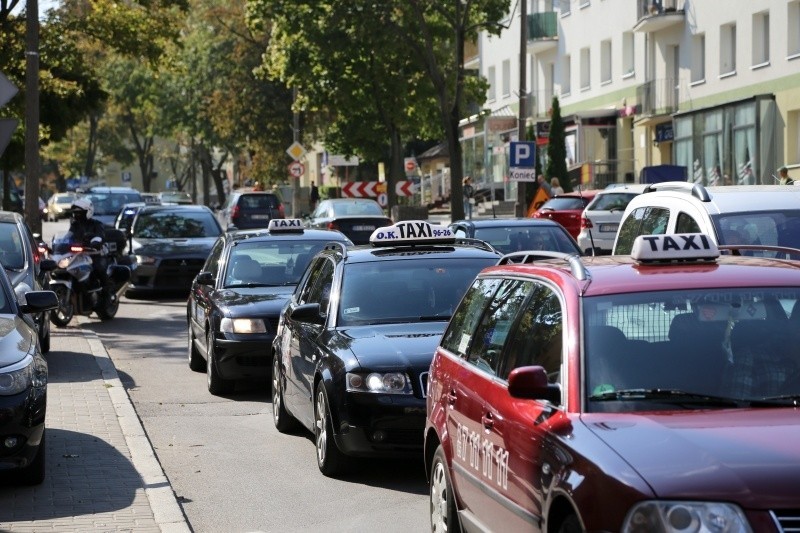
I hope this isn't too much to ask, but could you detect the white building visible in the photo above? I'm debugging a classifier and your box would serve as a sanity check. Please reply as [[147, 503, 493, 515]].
[[465, 0, 800, 195]]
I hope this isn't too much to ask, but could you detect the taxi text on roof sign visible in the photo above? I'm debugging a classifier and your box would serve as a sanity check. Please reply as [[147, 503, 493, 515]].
[[631, 233, 719, 263], [268, 218, 304, 232], [369, 220, 455, 247]]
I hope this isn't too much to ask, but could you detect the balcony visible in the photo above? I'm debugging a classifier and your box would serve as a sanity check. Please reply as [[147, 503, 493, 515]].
[[636, 78, 679, 118], [633, 0, 685, 33], [527, 12, 558, 54]]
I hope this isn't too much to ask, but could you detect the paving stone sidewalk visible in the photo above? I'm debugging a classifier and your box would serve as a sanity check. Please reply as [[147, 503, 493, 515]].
[[0, 327, 190, 533]]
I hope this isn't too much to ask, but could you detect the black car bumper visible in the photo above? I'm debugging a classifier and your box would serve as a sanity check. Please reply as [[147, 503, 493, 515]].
[[333, 392, 426, 457], [214, 335, 274, 380], [128, 259, 205, 294], [0, 388, 46, 472]]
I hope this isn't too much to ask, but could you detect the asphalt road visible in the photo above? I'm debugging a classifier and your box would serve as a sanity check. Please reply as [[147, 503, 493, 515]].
[[42, 220, 430, 533]]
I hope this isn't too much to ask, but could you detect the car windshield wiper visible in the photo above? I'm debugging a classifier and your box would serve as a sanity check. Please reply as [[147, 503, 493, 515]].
[[589, 388, 742, 407], [418, 315, 452, 321]]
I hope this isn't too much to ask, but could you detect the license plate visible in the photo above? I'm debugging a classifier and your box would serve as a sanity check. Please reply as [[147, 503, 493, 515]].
[[251, 214, 270, 220], [352, 225, 375, 231], [599, 224, 618, 232]]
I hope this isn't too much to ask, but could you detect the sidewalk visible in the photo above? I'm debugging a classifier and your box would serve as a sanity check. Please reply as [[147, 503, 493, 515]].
[[0, 327, 190, 533]]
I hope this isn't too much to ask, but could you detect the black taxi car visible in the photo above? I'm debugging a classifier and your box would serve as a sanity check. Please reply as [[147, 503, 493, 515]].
[[271, 220, 501, 476], [187, 219, 351, 395], [425, 234, 800, 532]]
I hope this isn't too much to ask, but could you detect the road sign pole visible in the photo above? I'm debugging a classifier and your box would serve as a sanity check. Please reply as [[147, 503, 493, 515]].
[[24, 0, 42, 234]]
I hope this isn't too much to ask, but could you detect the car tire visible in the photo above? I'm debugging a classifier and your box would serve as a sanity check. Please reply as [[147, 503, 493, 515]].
[[430, 444, 461, 533], [16, 430, 46, 486], [314, 382, 348, 476], [556, 513, 582, 533], [206, 329, 233, 395], [95, 289, 120, 320], [188, 325, 205, 372], [272, 355, 299, 433], [40, 325, 50, 354]]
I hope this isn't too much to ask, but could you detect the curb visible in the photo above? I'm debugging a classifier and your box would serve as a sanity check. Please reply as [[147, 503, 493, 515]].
[[80, 329, 191, 533]]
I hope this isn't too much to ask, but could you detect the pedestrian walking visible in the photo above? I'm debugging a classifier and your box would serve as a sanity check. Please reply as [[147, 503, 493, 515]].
[[463, 176, 475, 220], [310, 181, 320, 211]]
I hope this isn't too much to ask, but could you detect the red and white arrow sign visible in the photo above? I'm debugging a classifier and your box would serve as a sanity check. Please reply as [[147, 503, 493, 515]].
[[396, 180, 417, 196], [341, 181, 378, 197]]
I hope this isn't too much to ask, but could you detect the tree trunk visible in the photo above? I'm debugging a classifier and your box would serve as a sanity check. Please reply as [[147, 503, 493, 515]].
[[83, 113, 98, 178], [388, 126, 402, 212]]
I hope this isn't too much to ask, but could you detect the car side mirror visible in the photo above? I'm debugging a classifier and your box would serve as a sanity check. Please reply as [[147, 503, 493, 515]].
[[195, 271, 214, 286], [40, 258, 57, 272], [289, 303, 324, 325], [20, 290, 59, 314], [507, 365, 560, 403]]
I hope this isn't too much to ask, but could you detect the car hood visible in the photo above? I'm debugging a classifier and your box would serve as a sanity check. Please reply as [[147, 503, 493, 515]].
[[214, 287, 294, 317], [584, 409, 800, 507], [337, 322, 446, 370], [132, 237, 217, 257], [0, 315, 33, 367]]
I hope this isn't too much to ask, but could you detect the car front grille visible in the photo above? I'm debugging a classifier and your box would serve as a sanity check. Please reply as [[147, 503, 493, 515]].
[[772, 509, 800, 532], [155, 259, 206, 290]]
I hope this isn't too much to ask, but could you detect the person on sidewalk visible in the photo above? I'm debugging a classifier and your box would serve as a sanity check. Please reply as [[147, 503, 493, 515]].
[[778, 166, 794, 185], [309, 181, 320, 211], [463, 176, 475, 220]]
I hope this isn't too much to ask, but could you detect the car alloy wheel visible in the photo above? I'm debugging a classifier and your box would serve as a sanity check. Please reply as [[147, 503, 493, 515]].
[[206, 329, 233, 395], [430, 445, 460, 533], [314, 382, 347, 476], [272, 356, 298, 433]]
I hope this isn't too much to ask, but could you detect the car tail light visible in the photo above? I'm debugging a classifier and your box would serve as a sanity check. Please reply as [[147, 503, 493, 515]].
[[70, 245, 84, 253], [581, 216, 593, 229], [278, 204, 285, 218], [327, 222, 339, 231], [230, 205, 239, 221]]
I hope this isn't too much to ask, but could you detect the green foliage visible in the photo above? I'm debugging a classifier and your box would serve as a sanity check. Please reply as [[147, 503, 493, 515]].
[[546, 96, 570, 193]]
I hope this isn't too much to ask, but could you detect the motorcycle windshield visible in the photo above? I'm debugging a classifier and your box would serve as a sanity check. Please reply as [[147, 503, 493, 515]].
[[52, 232, 77, 254]]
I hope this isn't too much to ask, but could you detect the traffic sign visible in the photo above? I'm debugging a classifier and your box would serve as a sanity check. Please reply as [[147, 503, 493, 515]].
[[286, 142, 306, 161], [288, 161, 305, 178], [510, 141, 536, 167], [0, 119, 18, 157], [404, 157, 417, 174], [0, 72, 18, 108], [377, 192, 388, 207], [121, 171, 132, 183]]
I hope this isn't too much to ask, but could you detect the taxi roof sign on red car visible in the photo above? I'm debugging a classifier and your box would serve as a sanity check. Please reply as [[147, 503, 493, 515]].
[[631, 233, 719, 263], [268, 218, 304, 233], [369, 220, 454, 247]]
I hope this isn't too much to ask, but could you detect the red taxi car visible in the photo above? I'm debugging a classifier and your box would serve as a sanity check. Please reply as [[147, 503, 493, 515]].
[[425, 234, 800, 532]]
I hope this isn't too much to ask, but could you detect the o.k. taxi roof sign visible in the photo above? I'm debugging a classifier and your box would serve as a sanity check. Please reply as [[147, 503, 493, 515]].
[[369, 220, 455, 247]]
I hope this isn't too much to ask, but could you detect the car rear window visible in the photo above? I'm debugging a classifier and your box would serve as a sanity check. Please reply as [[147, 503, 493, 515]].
[[134, 210, 221, 238], [331, 201, 383, 217], [238, 194, 280, 210], [540, 197, 588, 211], [588, 192, 638, 211], [84, 192, 143, 215]]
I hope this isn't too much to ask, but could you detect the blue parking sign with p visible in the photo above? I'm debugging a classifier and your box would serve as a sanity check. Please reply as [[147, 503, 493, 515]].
[[510, 141, 536, 168]]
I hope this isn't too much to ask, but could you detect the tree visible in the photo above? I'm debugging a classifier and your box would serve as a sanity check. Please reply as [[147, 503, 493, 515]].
[[546, 96, 570, 193]]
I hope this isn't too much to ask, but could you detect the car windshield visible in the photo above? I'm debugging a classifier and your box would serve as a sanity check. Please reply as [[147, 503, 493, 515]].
[[588, 192, 638, 211], [0, 222, 25, 270], [473, 226, 579, 254], [338, 257, 498, 326], [539, 197, 586, 211], [134, 210, 221, 239], [223, 240, 332, 287], [56, 195, 74, 205], [584, 287, 800, 411], [84, 192, 142, 215], [331, 201, 383, 217], [713, 210, 800, 251]]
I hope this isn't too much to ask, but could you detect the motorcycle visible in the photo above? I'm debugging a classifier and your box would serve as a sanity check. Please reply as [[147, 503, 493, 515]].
[[48, 231, 131, 327]]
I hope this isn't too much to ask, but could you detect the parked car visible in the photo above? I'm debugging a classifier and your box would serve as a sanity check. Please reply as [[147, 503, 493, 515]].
[[126, 205, 223, 297], [79, 186, 143, 228], [187, 218, 352, 395], [0, 211, 57, 353], [217, 190, 284, 230], [305, 198, 393, 245], [0, 264, 58, 485], [449, 218, 582, 255], [531, 189, 601, 240], [577, 184, 647, 255], [45, 192, 77, 222], [425, 233, 800, 531], [272, 221, 501, 476], [613, 182, 800, 257]]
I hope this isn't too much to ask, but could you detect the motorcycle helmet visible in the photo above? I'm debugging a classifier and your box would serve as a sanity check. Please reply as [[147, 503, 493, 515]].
[[70, 197, 94, 220]]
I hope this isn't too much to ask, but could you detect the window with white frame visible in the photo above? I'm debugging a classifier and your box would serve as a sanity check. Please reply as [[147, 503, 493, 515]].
[[580, 47, 591, 90], [788, 1, 800, 58], [560, 0, 571, 16], [601, 40, 612, 84], [691, 33, 705, 83], [487, 66, 496, 101], [502, 59, 511, 97], [752, 11, 770, 66], [622, 32, 635, 78], [562, 55, 571, 96], [720, 23, 737, 76]]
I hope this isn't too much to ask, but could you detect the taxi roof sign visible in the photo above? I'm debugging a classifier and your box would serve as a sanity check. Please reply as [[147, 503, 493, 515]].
[[268, 218, 304, 233], [631, 233, 719, 263], [369, 220, 455, 247]]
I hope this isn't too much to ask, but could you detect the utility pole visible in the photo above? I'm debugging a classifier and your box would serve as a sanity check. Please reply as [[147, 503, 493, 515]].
[[24, 0, 41, 234], [515, 0, 528, 217]]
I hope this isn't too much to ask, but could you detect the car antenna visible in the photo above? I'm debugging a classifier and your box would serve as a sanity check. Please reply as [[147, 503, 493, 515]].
[[575, 181, 596, 256]]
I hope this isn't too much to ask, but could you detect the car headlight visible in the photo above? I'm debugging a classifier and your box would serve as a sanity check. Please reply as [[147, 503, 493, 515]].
[[0, 355, 46, 396], [220, 317, 267, 334], [623, 501, 752, 533], [346, 372, 412, 394], [136, 255, 157, 265]]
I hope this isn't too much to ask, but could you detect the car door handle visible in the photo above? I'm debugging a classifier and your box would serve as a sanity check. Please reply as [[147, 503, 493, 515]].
[[482, 412, 494, 430], [446, 389, 457, 406]]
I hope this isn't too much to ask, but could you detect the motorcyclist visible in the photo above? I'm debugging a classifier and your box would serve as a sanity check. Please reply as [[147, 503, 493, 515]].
[[68, 198, 109, 289]]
